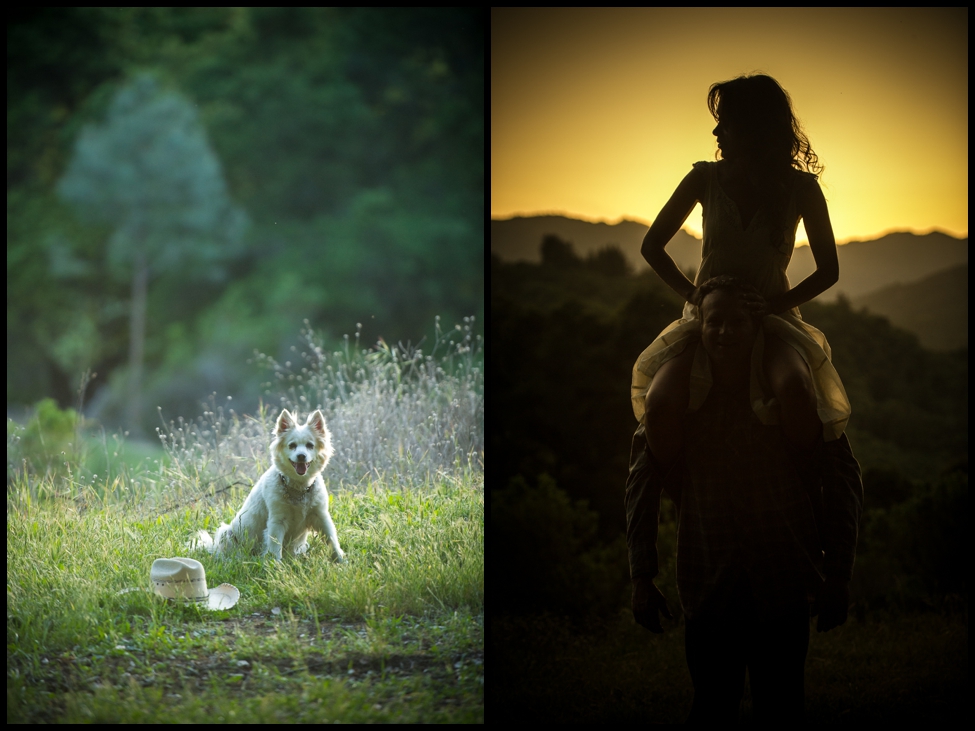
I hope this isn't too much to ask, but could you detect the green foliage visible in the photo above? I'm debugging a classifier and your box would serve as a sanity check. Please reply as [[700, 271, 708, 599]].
[[854, 467, 967, 612], [6, 186, 123, 402], [185, 7, 484, 339], [9, 8, 483, 411], [8, 397, 169, 494], [801, 298, 967, 472], [492, 474, 630, 617], [6, 311, 484, 720], [297, 189, 481, 338], [56, 72, 248, 277], [492, 262, 683, 539], [9, 398, 79, 477]]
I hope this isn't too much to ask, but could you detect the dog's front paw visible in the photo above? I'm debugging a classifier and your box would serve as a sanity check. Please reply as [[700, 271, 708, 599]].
[[334, 549, 346, 564]]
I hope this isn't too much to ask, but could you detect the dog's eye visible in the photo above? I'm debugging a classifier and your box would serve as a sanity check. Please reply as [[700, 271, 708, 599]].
[[306, 443, 313, 449], [289, 442, 297, 449]]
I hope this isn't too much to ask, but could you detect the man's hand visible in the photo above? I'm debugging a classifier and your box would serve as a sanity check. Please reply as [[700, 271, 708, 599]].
[[813, 576, 850, 632], [632, 577, 673, 633]]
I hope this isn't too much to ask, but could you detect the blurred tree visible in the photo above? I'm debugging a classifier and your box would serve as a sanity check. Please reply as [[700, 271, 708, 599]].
[[586, 244, 631, 277], [9, 8, 483, 414], [56, 73, 248, 433], [540, 234, 580, 268]]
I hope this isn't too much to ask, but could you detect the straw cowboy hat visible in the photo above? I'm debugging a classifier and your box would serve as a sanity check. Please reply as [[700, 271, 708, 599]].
[[119, 557, 239, 610]]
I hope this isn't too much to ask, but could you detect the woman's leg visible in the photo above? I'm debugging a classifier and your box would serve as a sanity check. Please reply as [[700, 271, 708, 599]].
[[763, 334, 821, 450], [644, 342, 696, 466]]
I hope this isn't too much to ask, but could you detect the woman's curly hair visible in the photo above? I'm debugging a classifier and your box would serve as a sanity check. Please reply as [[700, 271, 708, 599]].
[[708, 73, 823, 178], [708, 74, 823, 250], [691, 275, 763, 317]]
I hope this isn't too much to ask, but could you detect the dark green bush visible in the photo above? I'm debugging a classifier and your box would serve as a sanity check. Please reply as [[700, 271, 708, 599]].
[[492, 473, 630, 617], [8, 398, 79, 478], [853, 467, 967, 613]]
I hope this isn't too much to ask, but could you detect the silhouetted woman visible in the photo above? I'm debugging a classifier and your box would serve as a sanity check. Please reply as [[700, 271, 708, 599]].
[[634, 73, 849, 460]]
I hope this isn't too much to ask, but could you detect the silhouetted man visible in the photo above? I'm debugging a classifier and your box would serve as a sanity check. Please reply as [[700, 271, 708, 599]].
[[625, 281, 863, 725]]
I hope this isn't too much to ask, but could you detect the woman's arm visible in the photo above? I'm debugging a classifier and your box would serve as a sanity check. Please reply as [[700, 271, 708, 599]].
[[640, 166, 705, 303], [767, 178, 839, 315]]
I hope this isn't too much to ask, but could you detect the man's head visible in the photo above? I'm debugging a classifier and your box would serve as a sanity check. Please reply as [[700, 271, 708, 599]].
[[693, 276, 761, 367]]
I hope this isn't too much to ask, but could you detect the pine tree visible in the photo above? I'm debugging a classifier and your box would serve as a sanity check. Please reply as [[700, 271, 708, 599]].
[[57, 73, 248, 433]]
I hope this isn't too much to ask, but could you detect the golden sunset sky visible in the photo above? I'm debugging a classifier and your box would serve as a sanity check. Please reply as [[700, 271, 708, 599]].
[[492, 7, 969, 245]]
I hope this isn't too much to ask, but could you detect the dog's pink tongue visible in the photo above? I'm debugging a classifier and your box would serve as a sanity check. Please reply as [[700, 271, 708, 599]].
[[294, 461, 308, 476]]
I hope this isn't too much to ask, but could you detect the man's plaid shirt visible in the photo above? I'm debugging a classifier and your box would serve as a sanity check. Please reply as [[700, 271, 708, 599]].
[[625, 388, 863, 618]]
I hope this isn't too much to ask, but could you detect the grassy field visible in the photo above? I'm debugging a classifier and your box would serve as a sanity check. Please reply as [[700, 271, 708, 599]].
[[7, 321, 484, 722], [7, 472, 483, 723], [493, 608, 967, 725]]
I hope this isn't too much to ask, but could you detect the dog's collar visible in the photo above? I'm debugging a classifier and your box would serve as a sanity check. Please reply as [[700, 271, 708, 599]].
[[279, 472, 313, 502]]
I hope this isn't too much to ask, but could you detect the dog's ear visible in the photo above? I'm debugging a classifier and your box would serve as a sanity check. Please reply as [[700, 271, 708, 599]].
[[307, 410, 333, 462], [276, 409, 297, 434], [306, 409, 327, 435]]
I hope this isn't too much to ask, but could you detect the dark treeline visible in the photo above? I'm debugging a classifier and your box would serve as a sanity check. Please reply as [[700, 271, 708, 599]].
[[492, 238, 967, 620]]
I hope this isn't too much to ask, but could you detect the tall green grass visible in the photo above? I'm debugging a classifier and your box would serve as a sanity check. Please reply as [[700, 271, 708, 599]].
[[7, 319, 483, 722]]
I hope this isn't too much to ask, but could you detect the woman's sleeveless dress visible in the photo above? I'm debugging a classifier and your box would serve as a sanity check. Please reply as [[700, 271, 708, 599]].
[[631, 160, 851, 442]]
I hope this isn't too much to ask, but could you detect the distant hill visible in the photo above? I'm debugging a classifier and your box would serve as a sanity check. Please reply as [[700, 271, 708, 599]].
[[491, 215, 702, 276], [491, 215, 968, 301], [852, 263, 968, 351], [816, 230, 968, 301]]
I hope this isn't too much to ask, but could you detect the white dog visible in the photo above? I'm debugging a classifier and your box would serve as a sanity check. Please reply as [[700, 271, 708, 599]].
[[195, 409, 345, 562]]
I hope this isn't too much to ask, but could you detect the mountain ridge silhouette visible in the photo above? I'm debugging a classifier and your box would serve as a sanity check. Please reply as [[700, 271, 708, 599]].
[[851, 263, 967, 351], [491, 214, 967, 302]]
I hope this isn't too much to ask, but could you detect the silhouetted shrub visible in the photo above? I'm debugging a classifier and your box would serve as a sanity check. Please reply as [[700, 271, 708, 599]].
[[862, 467, 915, 511], [540, 234, 581, 268], [853, 467, 967, 613], [492, 473, 629, 617], [586, 245, 631, 277]]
